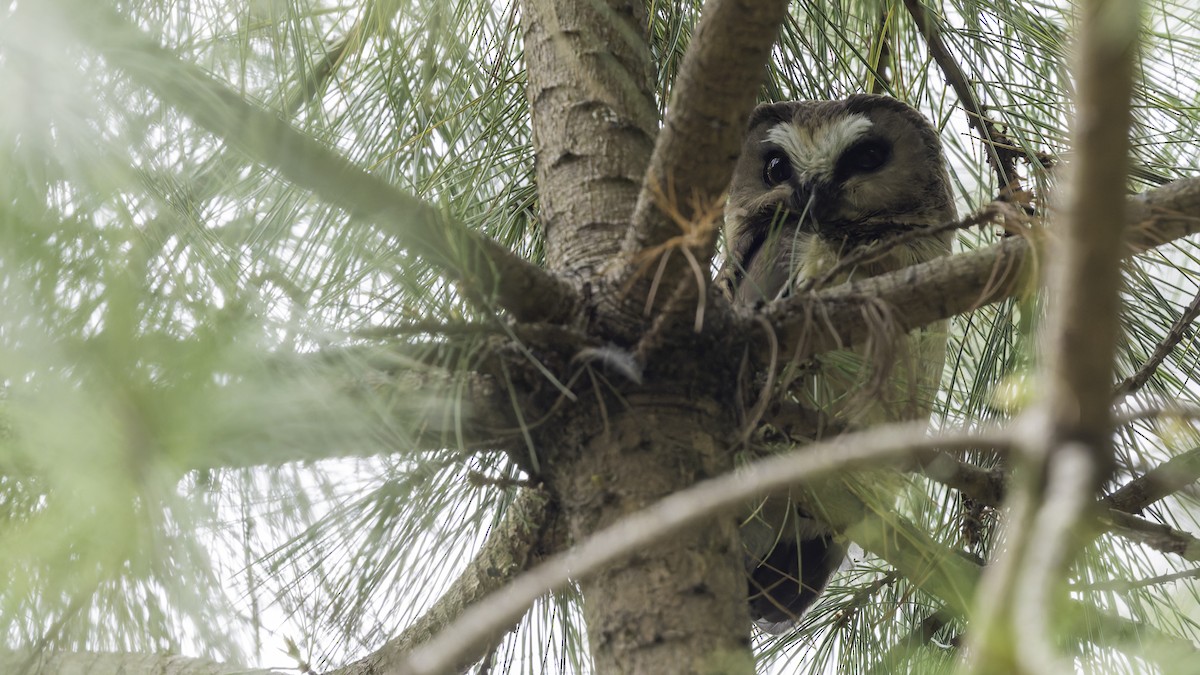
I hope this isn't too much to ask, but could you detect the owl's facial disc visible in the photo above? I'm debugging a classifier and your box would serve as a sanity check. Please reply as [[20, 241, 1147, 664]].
[[725, 96, 955, 303], [764, 114, 874, 180], [759, 115, 897, 240]]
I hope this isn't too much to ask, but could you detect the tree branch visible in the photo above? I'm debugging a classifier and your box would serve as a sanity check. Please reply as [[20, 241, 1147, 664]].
[[328, 488, 558, 675], [395, 424, 1010, 675], [965, 2, 1139, 669], [1103, 509, 1200, 562], [396, 410, 1200, 675], [1114, 288, 1200, 396], [753, 177, 1200, 375], [915, 452, 1007, 507], [1104, 446, 1200, 514], [1037, 0, 1136, 462], [914, 439, 1200, 566], [981, 603, 1200, 672], [173, 3, 385, 214], [902, 0, 1025, 191], [1011, 445, 1098, 674], [1084, 609, 1200, 665], [165, 359, 526, 474], [623, 0, 789, 263], [802, 199, 1027, 293], [327, 364, 528, 452], [841, 499, 983, 617], [40, 1, 576, 324], [604, 0, 788, 340]]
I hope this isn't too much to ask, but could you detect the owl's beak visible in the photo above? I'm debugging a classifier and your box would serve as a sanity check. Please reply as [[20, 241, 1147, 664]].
[[787, 178, 829, 231]]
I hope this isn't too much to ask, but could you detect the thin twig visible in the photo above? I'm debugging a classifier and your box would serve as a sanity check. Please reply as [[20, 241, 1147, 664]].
[[1076, 566, 1200, 592], [800, 200, 1031, 293], [864, 607, 954, 675], [17, 594, 89, 675], [737, 315, 779, 446], [1115, 402, 1200, 426], [1114, 288, 1200, 396], [902, 0, 1049, 192], [834, 571, 899, 629]]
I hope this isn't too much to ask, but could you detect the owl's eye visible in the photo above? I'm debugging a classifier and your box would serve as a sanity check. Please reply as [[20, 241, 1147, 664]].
[[762, 151, 793, 186], [838, 139, 891, 175]]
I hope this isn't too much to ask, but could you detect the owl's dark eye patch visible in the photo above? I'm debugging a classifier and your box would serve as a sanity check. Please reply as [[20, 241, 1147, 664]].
[[762, 150, 793, 187], [836, 139, 891, 177]]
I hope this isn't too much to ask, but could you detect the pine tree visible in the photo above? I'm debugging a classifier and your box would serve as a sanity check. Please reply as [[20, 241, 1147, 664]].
[[2, 1, 1200, 673]]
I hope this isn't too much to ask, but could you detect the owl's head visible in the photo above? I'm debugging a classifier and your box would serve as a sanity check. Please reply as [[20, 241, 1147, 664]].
[[725, 95, 956, 301]]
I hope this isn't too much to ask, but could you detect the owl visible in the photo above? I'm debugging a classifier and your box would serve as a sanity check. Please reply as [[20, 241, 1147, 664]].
[[725, 95, 957, 632]]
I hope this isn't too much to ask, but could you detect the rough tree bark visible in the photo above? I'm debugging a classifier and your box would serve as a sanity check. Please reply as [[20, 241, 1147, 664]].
[[543, 389, 751, 673], [521, 0, 657, 279], [513, 0, 787, 671]]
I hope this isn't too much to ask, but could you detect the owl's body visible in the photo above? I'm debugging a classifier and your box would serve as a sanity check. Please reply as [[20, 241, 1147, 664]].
[[725, 95, 956, 632]]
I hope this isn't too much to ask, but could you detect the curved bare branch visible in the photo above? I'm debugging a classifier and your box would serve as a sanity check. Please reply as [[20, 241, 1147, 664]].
[[396, 424, 1010, 675]]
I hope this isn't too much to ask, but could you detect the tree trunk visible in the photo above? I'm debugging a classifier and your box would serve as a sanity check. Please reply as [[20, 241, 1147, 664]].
[[544, 390, 754, 674], [519, 0, 757, 664]]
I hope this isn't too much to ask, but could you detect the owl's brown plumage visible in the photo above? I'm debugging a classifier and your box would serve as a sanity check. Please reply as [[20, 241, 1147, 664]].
[[727, 95, 956, 632]]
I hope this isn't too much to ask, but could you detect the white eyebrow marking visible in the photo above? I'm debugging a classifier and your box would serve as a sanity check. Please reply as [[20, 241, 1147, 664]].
[[763, 114, 874, 180]]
